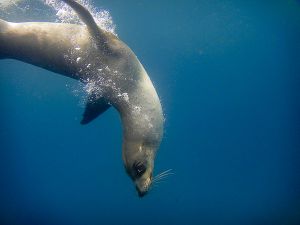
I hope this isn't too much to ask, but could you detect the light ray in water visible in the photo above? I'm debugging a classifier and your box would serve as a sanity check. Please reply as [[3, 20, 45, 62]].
[[0, 0, 22, 8]]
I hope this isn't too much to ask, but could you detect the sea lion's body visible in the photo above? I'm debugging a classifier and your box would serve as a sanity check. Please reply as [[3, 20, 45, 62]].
[[0, 0, 164, 197]]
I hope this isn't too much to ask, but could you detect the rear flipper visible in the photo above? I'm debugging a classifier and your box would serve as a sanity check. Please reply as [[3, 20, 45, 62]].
[[61, 0, 109, 53]]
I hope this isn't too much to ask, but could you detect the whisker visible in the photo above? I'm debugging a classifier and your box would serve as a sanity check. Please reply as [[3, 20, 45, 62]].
[[152, 180, 163, 184], [156, 171, 174, 177], [152, 179, 166, 185], [153, 176, 167, 182], [157, 169, 173, 176], [152, 183, 161, 187], [156, 169, 174, 177], [153, 174, 172, 181], [150, 169, 174, 192], [151, 179, 165, 188], [153, 172, 174, 180], [152, 169, 174, 183]]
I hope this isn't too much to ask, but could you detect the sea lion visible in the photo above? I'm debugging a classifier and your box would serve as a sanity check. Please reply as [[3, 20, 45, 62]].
[[0, 0, 164, 197]]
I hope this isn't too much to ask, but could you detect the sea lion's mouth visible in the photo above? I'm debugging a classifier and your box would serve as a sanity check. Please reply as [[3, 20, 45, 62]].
[[136, 187, 148, 197]]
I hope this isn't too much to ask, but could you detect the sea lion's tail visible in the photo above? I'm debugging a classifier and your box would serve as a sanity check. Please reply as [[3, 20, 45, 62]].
[[61, 0, 108, 50]]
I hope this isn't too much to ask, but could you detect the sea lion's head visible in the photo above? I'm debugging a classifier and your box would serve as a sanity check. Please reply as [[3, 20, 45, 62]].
[[122, 140, 158, 197]]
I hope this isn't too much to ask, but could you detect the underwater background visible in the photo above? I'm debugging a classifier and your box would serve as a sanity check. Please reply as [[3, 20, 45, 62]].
[[0, 0, 300, 224]]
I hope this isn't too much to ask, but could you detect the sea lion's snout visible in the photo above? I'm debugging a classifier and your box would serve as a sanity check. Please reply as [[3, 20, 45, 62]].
[[130, 161, 153, 197], [135, 175, 152, 198]]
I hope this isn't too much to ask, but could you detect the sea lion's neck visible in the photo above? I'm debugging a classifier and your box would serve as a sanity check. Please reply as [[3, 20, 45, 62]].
[[115, 70, 164, 144], [117, 78, 164, 175]]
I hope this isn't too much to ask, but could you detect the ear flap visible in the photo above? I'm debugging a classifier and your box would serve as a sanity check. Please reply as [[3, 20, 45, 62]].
[[80, 94, 111, 125]]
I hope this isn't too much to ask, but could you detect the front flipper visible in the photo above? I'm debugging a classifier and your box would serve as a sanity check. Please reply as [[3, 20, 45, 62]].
[[81, 94, 111, 125]]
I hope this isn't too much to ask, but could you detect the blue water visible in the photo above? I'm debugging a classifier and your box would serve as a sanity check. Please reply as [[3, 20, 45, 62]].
[[1, 0, 300, 225]]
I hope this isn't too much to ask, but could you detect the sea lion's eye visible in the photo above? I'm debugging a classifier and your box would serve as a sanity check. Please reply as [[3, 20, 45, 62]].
[[133, 162, 146, 177]]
